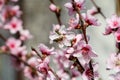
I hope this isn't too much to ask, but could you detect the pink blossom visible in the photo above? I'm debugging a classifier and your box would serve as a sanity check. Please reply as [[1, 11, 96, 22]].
[[71, 34, 83, 46], [11, 46, 27, 60], [79, 44, 97, 63], [57, 69, 70, 80], [114, 28, 120, 42], [54, 50, 72, 69], [107, 53, 120, 71], [10, 46, 28, 69], [37, 57, 50, 75], [64, 0, 85, 15], [19, 29, 33, 41], [1, 5, 22, 22], [38, 43, 54, 56], [103, 26, 112, 35], [4, 17, 22, 34], [106, 15, 120, 29], [0, 0, 4, 10], [68, 14, 80, 30], [82, 63, 99, 80], [87, 7, 98, 16], [6, 37, 21, 51], [49, 24, 75, 48], [49, 4, 57, 12], [64, 2, 75, 16], [24, 57, 41, 80], [82, 13, 99, 26]]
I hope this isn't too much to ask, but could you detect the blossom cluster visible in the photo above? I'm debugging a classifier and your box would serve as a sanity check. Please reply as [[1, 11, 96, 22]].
[[0, 0, 32, 77], [0, 0, 120, 80], [104, 14, 120, 80]]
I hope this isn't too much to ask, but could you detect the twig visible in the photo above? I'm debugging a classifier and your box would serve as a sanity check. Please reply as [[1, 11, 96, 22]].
[[10, 54, 39, 72], [0, 50, 40, 73], [72, 0, 88, 44], [31, 47, 60, 80], [89, 60, 94, 80], [69, 56, 84, 74], [72, 0, 94, 80], [91, 0, 106, 19], [49, 68, 61, 80], [31, 47, 42, 59], [49, 0, 62, 25]]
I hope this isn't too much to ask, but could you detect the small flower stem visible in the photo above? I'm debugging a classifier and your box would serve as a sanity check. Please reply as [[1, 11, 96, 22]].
[[49, 0, 62, 25], [91, 0, 106, 19], [31, 47, 60, 80]]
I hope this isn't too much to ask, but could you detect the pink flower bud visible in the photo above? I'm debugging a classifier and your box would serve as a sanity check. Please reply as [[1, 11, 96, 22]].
[[49, 4, 57, 12]]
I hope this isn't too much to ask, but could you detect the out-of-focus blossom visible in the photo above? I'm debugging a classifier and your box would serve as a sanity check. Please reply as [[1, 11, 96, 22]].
[[0, 0, 4, 10], [82, 63, 99, 80], [106, 15, 120, 29], [79, 44, 97, 62], [82, 13, 99, 26], [20, 29, 33, 41], [6, 37, 21, 51], [57, 69, 70, 80], [37, 57, 50, 75], [113, 28, 120, 42], [68, 14, 80, 30], [64, 0, 85, 15], [54, 50, 72, 69], [4, 17, 22, 34], [38, 43, 54, 56], [24, 57, 41, 80], [107, 53, 120, 72], [1, 5, 22, 22], [103, 26, 112, 35]]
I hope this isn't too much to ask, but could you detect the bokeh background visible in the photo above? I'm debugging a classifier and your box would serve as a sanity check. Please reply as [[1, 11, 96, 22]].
[[0, 0, 117, 80]]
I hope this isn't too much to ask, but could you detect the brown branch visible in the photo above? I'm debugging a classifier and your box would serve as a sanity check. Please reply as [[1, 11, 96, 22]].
[[89, 60, 94, 80], [31, 47, 42, 59], [91, 0, 106, 19], [72, 0, 88, 44], [49, 0, 62, 25], [10, 54, 39, 72], [31, 47, 60, 80], [49, 68, 61, 80], [72, 0, 95, 80], [69, 56, 84, 74]]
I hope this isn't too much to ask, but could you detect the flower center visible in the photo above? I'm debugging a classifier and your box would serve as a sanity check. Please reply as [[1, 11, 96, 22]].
[[11, 23, 17, 29], [85, 68, 93, 79], [10, 43, 15, 48], [113, 21, 118, 27]]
